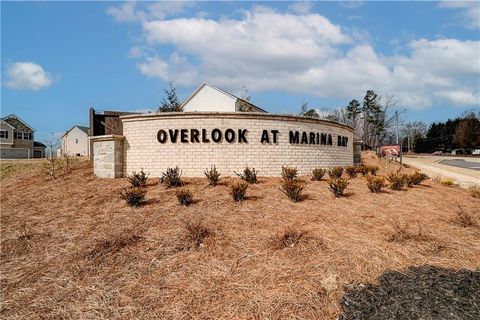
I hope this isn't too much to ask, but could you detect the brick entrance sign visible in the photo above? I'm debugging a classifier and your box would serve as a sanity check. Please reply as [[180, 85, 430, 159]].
[[91, 112, 354, 178]]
